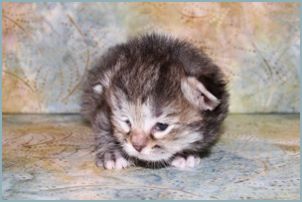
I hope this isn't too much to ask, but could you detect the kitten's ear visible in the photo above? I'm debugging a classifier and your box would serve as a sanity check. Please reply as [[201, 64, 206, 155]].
[[93, 84, 103, 94], [181, 76, 220, 111]]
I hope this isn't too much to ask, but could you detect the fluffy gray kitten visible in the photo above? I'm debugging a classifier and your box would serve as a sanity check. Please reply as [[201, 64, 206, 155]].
[[81, 33, 229, 169]]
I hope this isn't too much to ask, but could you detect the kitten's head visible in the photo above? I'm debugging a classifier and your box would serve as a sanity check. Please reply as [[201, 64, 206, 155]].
[[87, 34, 227, 163], [94, 73, 220, 162]]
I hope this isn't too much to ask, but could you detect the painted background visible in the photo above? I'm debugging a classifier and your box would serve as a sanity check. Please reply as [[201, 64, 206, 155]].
[[2, 2, 300, 113]]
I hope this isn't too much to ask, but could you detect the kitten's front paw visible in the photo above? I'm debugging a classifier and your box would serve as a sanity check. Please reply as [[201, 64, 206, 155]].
[[171, 155, 200, 169], [96, 151, 131, 170]]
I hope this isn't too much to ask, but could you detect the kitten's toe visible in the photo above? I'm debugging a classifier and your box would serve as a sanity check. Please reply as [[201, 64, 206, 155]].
[[95, 158, 103, 168], [171, 155, 200, 169], [114, 151, 130, 169], [96, 151, 131, 170], [186, 155, 200, 168], [171, 156, 187, 169], [103, 152, 115, 169], [104, 160, 115, 169], [115, 157, 130, 169]]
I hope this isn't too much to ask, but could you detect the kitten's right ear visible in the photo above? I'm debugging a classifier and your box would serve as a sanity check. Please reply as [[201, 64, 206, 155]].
[[181, 76, 220, 111], [93, 84, 103, 95]]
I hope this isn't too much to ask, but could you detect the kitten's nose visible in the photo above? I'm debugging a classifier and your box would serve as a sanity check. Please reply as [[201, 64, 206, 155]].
[[132, 144, 145, 152], [130, 130, 148, 152]]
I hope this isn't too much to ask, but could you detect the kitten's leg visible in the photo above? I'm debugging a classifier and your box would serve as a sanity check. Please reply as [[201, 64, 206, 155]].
[[93, 110, 131, 170], [94, 132, 131, 170], [171, 155, 201, 169]]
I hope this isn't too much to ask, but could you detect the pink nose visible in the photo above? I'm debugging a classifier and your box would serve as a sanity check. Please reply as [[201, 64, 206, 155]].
[[130, 130, 148, 152], [132, 144, 145, 152]]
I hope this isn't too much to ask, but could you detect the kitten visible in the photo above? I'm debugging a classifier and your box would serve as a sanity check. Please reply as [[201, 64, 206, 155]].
[[81, 33, 229, 169]]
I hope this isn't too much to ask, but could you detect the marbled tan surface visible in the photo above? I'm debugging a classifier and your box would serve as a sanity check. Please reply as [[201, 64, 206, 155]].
[[2, 114, 300, 199]]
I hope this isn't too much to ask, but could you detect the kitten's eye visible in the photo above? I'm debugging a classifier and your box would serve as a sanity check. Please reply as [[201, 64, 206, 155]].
[[155, 122, 169, 131], [125, 119, 131, 127]]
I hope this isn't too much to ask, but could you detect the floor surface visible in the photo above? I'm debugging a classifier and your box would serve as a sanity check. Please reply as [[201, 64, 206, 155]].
[[2, 114, 300, 199]]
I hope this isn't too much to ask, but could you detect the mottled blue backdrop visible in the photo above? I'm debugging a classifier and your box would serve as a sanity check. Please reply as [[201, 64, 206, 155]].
[[3, 2, 300, 113]]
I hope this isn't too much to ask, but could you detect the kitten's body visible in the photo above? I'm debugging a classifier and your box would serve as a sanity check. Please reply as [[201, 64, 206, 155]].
[[81, 34, 229, 169]]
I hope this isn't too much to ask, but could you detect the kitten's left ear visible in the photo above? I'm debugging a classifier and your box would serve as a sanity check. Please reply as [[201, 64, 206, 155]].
[[181, 76, 220, 111], [93, 84, 103, 94]]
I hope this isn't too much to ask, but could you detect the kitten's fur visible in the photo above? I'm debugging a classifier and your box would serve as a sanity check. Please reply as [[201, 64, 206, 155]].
[[81, 33, 229, 169]]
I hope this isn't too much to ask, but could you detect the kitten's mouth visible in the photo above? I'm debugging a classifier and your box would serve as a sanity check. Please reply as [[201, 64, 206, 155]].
[[122, 143, 172, 162]]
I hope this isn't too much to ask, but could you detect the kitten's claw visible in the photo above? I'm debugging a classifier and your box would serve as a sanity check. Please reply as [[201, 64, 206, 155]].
[[96, 151, 131, 170], [171, 155, 200, 169]]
